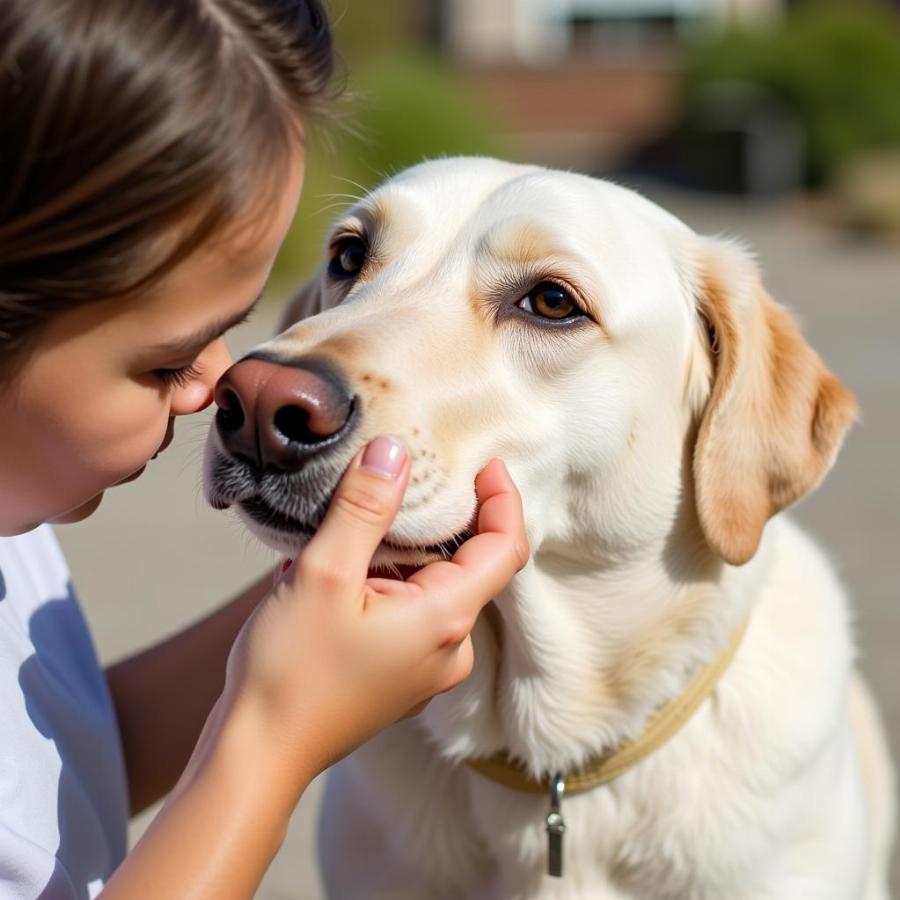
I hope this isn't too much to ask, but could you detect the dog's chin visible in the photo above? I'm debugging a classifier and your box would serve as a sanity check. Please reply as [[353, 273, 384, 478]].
[[235, 497, 471, 570], [238, 514, 314, 558]]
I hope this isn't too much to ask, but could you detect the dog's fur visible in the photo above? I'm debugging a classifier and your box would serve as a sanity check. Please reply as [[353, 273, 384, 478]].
[[205, 158, 895, 899]]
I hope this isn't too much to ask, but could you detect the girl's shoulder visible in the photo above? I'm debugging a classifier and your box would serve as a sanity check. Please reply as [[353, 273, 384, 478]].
[[0, 526, 128, 893], [0, 524, 71, 623], [0, 524, 109, 706]]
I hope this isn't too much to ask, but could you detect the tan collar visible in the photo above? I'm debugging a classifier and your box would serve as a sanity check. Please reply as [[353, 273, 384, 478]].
[[465, 610, 750, 796]]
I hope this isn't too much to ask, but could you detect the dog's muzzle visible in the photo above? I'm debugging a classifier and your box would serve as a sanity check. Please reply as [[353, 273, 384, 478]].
[[207, 353, 472, 561], [205, 354, 359, 545]]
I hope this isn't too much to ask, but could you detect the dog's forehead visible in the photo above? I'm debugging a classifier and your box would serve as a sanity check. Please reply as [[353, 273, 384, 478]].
[[368, 158, 690, 247], [381, 156, 541, 208], [364, 157, 690, 277], [359, 158, 694, 330]]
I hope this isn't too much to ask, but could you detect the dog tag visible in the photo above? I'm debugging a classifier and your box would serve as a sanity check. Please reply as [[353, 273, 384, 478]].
[[545, 772, 566, 877]]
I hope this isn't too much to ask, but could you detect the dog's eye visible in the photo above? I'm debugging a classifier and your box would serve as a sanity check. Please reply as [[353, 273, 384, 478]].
[[518, 283, 582, 321], [328, 236, 367, 280]]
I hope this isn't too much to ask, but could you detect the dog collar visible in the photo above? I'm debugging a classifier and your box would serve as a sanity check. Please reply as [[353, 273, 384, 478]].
[[464, 610, 749, 877], [465, 610, 750, 796]]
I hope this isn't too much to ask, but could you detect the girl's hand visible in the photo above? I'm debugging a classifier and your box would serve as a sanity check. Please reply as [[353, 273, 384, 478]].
[[212, 438, 528, 798], [108, 439, 526, 900]]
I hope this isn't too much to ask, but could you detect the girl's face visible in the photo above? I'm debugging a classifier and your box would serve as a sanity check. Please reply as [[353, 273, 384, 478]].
[[0, 157, 305, 536]]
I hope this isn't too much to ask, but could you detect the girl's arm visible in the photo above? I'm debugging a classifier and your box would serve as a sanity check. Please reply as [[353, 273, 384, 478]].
[[106, 571, 274, 814], [101, 694, 311, 900]]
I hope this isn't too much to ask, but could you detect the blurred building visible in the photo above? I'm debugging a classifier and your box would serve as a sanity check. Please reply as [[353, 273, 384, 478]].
[[419, 0, 785, 168]]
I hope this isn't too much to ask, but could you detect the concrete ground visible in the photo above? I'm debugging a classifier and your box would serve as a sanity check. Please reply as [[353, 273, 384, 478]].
[[58, 184, 899, 897]]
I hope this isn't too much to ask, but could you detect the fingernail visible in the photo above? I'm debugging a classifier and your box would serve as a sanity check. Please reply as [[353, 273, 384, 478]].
[[361, 435, 406, 478]]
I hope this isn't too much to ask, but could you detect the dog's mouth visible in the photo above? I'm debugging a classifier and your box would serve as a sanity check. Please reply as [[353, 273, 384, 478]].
[[239, 496, 314, 538], [238, 495, 473, 561]]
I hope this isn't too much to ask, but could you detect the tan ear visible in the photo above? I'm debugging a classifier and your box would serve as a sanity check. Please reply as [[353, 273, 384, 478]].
[[691, 239, 858, 565], [276, 272, 324, 334]]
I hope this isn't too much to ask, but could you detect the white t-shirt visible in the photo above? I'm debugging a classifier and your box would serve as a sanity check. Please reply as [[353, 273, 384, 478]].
[[0, 526, 128, 899]]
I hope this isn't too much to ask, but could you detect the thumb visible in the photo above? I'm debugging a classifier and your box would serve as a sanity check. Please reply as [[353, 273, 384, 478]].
[[297, 436, 409, 588]]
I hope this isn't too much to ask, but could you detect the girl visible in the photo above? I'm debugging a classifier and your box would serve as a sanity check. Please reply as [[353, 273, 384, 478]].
[[0, 1, 528, 897]]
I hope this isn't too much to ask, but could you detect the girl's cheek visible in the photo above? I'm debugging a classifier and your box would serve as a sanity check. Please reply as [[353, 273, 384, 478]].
[[83, 408, 167, 481]]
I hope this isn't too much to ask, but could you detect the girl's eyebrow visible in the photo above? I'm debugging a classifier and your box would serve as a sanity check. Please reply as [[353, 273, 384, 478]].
[[149, 293, 263, 356]]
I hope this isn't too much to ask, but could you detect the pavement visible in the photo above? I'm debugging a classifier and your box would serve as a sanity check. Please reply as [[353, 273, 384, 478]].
[[57, 184, 900, 897]]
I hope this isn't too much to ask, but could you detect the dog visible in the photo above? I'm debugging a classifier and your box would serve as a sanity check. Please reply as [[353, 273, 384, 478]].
[[204, 157, 895, 899]]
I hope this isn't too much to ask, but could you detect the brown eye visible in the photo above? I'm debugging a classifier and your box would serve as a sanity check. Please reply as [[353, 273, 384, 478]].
[[328, 236, 367, 280], [518, 282, 582, 320]]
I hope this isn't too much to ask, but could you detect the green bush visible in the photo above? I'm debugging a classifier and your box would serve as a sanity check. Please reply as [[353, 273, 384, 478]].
[[682, 3, 900, 186], [272, 52, 506, 288]]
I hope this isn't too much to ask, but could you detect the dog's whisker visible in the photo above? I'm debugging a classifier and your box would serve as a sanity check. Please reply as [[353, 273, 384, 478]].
[[316, 202, 357, 213], [331, 175, 370, 196], [317, 201, 359, 216], [316, 197, 362, 211], [176, 450, 206, 481], [319, 191, 365, 202]]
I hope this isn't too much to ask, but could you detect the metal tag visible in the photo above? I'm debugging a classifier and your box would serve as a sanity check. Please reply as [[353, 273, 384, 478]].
[[545, 772, 566, 877]]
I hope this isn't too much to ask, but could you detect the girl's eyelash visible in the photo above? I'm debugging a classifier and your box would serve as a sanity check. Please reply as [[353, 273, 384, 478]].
[[153, 362, 203, 389]]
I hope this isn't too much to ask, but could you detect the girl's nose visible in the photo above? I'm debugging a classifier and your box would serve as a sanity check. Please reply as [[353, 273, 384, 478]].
[[170, 338, 234, 416]]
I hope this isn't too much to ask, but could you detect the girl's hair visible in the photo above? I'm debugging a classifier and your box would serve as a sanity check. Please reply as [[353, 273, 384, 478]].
[[0, 0, 335, 373]]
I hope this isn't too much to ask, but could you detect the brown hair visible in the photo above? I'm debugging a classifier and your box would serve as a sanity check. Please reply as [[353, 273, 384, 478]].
[[0, 0, 335, 373]]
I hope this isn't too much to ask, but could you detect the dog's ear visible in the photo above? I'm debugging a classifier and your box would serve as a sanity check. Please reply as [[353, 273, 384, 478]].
[[690, 238, 857, 565], [276, 272, 324, 334]]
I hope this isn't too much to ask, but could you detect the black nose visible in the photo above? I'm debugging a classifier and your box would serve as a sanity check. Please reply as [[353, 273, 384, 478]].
[[214, 356, 355, 472]]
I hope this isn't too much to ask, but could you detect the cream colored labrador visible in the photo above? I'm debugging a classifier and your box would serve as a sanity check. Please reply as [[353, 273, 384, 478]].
[[204, 158, 895, 899]]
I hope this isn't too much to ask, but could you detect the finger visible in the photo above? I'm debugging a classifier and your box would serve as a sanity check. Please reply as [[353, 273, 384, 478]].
[[409, 459, 528, 616], [366, 460, 526, 597], [441, 635, 475, 688], [470, 459, 528, 550], [298, 436, 410, 591], [366, 576, 414, 595]]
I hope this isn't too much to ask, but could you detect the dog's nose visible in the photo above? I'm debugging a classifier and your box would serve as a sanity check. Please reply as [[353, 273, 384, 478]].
[[214, 356, 355, 472]]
